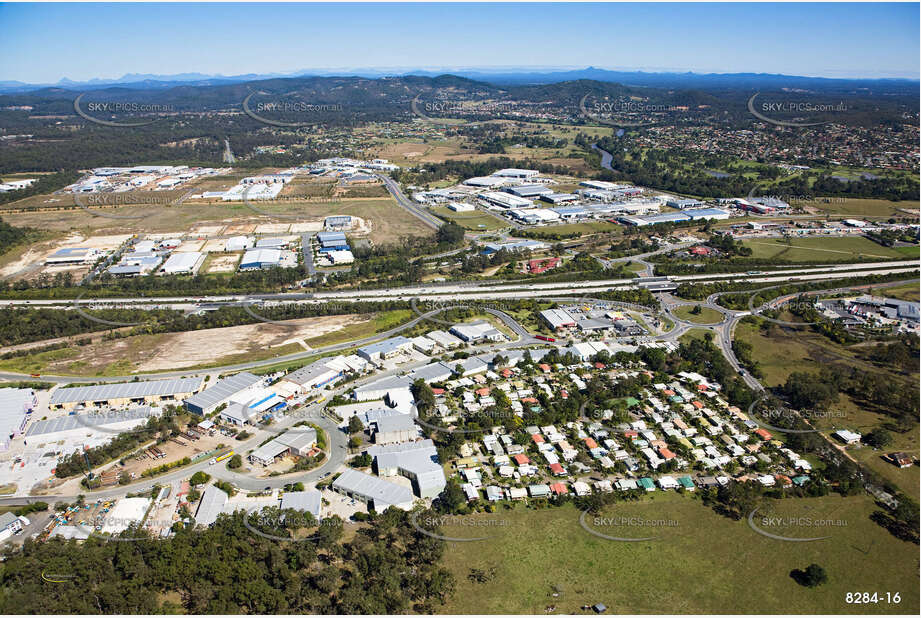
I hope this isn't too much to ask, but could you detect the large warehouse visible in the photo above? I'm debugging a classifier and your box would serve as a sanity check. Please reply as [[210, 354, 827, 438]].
[[49, 378, 203, 411], [183, 372, 263, 415], [25, 406, 156, 443], [160, 252, 204, 275], [239, 248, 282, 270], [331, 469, 415, 512], [0, 388, 37, 450]]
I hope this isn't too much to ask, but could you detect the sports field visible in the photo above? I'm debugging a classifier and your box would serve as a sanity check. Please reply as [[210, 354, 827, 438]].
[[438, 495, 918, 614]]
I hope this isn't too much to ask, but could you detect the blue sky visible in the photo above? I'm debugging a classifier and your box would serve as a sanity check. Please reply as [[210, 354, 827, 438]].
[[1, 2, 918, 82]]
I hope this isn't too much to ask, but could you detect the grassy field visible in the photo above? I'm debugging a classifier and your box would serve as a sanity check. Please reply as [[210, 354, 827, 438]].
[[430, 206, 508, 231], [673, 305, 724, 324], [0, 311, 416, 376], [741, 236, 916, 262], [804, 198, 919, 219], [521, 221, 619, 238], [734, 318, 919, 499], [437, 495, 919, 614], [2, 197, 432, 245], [678, 328, 713, 344], [879, 282, 920, 302], [301, 310, 414, 348], [625, 261, 648, 273]]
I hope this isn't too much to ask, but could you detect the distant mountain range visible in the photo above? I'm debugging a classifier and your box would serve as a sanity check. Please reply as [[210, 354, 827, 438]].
[[0, 66, 917, 95]]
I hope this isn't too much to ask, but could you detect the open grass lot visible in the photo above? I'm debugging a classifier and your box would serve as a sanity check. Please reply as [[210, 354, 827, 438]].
[[0, 311, 415, 376], [734, 318, 919, 499], [430, 206, 508, 231], [2, 197, 432, 245], [522, 221, 619, 238], [879, 282, 920, 302], [803, 198, 918, 219], [741, 236, 916, 262], [673, 305, 724, 324], [678, 328, 712, 344], [438, 495, 918, 614]]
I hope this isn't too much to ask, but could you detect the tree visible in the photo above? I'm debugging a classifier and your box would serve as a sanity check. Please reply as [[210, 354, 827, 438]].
[[435, 222, 465, 246], [792, 564, 828, 588], [190, 471, 211, 486], [227, 454, 243, 469], [863, 427, 893, 448], [348, 415, 364, 434]]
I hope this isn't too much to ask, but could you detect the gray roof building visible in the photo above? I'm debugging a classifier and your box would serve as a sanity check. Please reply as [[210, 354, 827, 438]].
[[50, 378, 202, 408], [332, 469, 415, 511], [184, 372, 262, 414], [195, 485, 229, 527], [279, 490, 322, 519]]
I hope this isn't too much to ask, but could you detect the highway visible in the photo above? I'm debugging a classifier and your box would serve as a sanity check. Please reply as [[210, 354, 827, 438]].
[[2, 275, 917, 505], [1, 260, 915, 310]]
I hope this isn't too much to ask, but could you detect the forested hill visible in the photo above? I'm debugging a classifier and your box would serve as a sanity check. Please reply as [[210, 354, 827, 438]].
[[0, 506, 455, 614]]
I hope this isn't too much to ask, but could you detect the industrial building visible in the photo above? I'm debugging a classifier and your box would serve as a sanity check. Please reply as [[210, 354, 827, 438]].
[[491, 168, 539, 179], [479, 191, 534, 209], [225, 236, 254, 252], [425, 330, 463, 349], [249, 429, 318, 466], [372, 414, 418, 444], [44, 247, 100, 266], [370, 439, 446, 499], [50, 378, 202, 412], [325, 249, 354, 265], [324, 215, 353, 231], [0, 388, 36, 450], [666, 198, 705, 209], [539, 193, 579, 205], [357, 336, 413, 363], [446, 201, 475, 212], [449, 320, 504, 343], [183, 372, 263, 415], [508, 208, 561, 225], [463, 176, 509, 188], [279, 490, 322, 518], [331, 468, 415, 511], [316, 231, 349, 252], [25, 406, 155, 443], [282, 356, 355, 392], [480, 239, 548, 255], [218, 388, 286, 425], [239, 248, 283, 270], [352, 375, 413, 402], [195, 485, 229, 527], [505, 184, 553, 198], [540, 308, 578, 330], [160, 252, 204, 275]]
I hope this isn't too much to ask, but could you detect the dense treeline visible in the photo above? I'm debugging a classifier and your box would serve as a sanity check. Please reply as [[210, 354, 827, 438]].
[[783, 365, 919, 432], [391, 156, 572, 186], [0, 506, 454, 613], [0, 217, 44, 256], [0, 171, 81, 207], [593, 137, 919, 201]]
